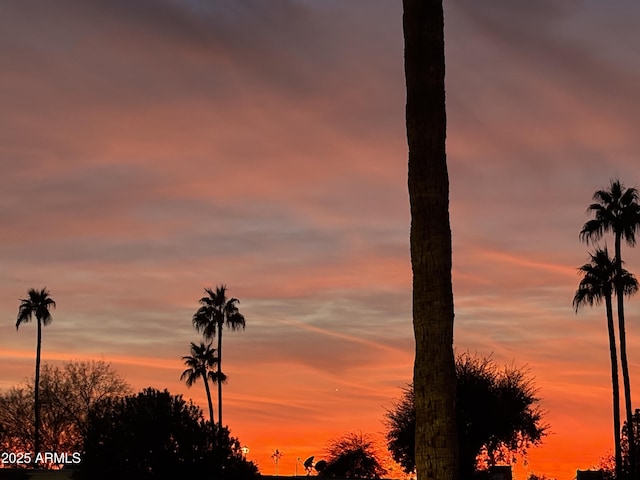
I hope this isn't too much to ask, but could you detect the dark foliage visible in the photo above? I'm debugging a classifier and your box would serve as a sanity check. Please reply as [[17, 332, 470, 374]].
[[385, 353, 548, 477], [320, 432, 386, 479], [617, 408, 640, 479], [315, 459, 327, 473], [78, 387, 258, 480], [527, 474, 557, 480], [0, 360, 130, 458], [384, 384, 415, 474]]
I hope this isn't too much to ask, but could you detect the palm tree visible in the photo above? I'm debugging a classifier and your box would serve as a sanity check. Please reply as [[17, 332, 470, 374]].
[[180, 341, 223, 426], [574, 248, 639, 478], [192, 285, 245, 427], [581, 179, 640, 474], [403, 0, 459, 479], [15, 287, 56, 459]]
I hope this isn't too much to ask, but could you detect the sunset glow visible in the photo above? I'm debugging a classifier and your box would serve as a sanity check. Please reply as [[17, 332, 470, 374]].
[[3, 2, 640, 479]]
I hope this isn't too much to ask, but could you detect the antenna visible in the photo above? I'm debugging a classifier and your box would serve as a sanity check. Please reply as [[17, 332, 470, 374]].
[[271, 449, 283, 476]]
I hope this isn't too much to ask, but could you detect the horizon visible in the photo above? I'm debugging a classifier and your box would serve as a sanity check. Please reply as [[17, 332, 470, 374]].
[[3, 2, 640, 479]]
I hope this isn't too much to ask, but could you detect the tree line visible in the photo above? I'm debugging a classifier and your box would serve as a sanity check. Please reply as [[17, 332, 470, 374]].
[[6, 283, 253, 478], [0, 362, 258, 479], [6, 282, 549, 479], [299, 352, 547, 479], [385, 353, 547, 479], [0, 360, 130, 456]]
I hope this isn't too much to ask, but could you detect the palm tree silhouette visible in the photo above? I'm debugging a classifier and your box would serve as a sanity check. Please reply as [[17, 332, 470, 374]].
[[15, 287, 56, 460], [192, 285, 245, 427], [403, 0, 459, 478], [180, 341, 224, 426], [574, 248, 639, 477], [581, 179, 640, 473]]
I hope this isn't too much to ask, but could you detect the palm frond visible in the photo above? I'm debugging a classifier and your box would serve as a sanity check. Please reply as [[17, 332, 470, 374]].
[[192, 286, 247, 335], [618, 269, 639, 298], [180, 368, 199, 387], [180, 341, 218, 388], [227, 312, 246, 330], [15, 287, 55, 330], [581, 179, 640, 247], [620, 185, 639, 205], [573, 248, 616, 312], [580, 219, 606, 244], [209, 371, 227, 384]]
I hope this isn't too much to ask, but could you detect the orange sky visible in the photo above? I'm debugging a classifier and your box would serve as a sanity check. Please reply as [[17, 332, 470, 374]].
[[3, 2, 640, 479]]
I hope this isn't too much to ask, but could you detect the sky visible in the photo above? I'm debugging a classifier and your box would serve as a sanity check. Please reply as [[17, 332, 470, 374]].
[[2, 1, 640, 479]]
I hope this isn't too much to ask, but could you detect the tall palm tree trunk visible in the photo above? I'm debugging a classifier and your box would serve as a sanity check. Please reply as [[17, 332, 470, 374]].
[[34, 318, 42, 462], [217, 325, 223, 428], [605, 294, 623, 477], [616, 232, 636, 475], [404, 1, 459, 479], [202, 374, 215, 425]]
